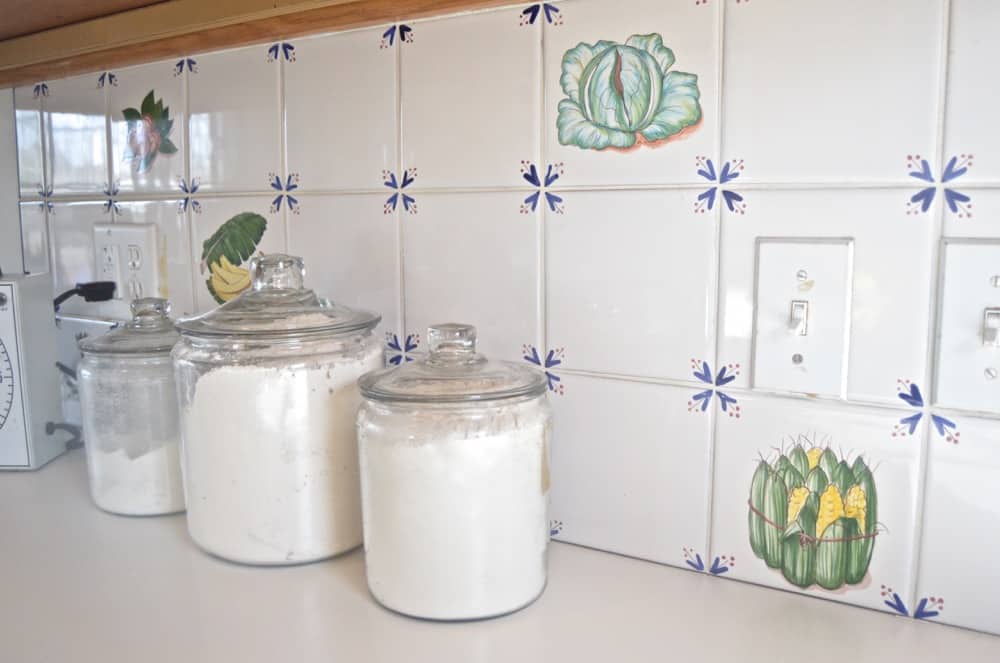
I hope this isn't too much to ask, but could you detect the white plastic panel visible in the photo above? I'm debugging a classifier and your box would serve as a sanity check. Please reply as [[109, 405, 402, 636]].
[[936, 239, 1000, 413], [752, 239, 853, 397]]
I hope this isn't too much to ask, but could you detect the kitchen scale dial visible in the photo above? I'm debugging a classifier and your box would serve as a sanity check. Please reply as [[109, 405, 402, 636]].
[[0, 335, 13, 430]]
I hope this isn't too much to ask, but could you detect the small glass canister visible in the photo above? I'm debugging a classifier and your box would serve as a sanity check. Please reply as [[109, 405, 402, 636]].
[[173, 254, 382, 565], [78, 297, 184, 516], [357, 323, 552, 620]]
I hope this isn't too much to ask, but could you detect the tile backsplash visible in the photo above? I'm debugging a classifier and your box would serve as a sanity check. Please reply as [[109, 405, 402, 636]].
[[9, 0, 1000, 637]]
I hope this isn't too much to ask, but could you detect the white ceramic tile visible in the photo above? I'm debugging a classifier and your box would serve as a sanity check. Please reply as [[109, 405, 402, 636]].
[[711, 393, 922, 614], [942, 188, 1000, 238], [19, 202, 49, 275], [49, 202, 106, 316], [286, 194, 399, 338], [543, 0, 719, 186], [114, 200, 195, 318], [402, 191, 538, 361], [14, 86, 44, 197], [190, 196, 286, 312], [284, 29, 397, 192], [917, 414, 1000, 635], [945, 0, 1000, 182], [401, 8, 540, 188], [723, 0, 942, 182], [717, 189, 935, 405], [550, 375, 711, 566], [43, 74, 107, 195], [109, 61, 184, 194], [546, 189, 715, 380], [189, 45, 281, 192]]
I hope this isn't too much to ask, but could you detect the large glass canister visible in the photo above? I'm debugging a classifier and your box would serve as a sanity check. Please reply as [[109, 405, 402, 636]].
[[78, 298, 184, 516], [357, 323, 552, 620], [172, 254, 381, 565]]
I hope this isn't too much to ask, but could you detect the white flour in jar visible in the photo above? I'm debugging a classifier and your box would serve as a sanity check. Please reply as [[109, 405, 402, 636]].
[[359, 399, 550, 619], [182, 342, 382, 565], [85, 440, 185, 515]]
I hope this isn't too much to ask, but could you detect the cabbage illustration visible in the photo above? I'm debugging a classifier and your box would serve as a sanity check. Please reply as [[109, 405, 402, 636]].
[[557, 34, 701, 150]]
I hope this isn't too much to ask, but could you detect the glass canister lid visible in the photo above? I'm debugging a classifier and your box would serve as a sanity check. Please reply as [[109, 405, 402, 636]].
[[175, 254, 380, 339], [359, 323, 547, 403], [79, 298, 180, 355]]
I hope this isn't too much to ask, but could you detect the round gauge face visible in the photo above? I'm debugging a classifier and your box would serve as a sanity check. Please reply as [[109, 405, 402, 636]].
[[0, 337, 13, 430]]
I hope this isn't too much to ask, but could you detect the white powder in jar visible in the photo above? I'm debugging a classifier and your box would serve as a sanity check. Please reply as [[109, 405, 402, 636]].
[[358, 397, 551, 619], [85, 440, 185, 516], [181, 342, 382, 565]]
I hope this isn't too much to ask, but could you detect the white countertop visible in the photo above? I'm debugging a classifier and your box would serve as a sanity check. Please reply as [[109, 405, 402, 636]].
[[2, 450, 998, 663]]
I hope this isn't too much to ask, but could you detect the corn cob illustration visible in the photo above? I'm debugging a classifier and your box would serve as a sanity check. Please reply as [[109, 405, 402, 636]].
[[747, 442, 879, 590]]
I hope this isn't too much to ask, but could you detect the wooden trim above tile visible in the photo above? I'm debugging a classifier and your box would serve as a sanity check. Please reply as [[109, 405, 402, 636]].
[[0, 0, 514, 87]]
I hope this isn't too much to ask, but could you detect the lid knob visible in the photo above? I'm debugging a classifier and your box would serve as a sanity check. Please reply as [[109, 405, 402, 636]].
[[427, 323, 477, 362], [250, 254, 305, 292], [131, 297, 170, 318]]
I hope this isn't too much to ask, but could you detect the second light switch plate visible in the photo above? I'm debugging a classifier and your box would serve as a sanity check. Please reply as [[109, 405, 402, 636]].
[[752, 239, 853, 398]]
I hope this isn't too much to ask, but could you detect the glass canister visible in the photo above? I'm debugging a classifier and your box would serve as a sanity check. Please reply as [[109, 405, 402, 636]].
[[357, 323, 552, 620], [172, 254, 382, 565], [78, 298, 184, 516]]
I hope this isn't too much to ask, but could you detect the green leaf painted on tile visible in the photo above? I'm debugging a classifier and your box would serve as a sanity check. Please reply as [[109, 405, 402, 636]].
[[200, 212, 267, 274], [158, 137, 177, 154], [122, 107, 141, 122], [140, 90, 155, 116]]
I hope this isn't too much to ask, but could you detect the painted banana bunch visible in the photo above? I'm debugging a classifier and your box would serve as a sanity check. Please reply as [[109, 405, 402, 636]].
[[200, 212, 267, 304], [748, 444, 878, 590]]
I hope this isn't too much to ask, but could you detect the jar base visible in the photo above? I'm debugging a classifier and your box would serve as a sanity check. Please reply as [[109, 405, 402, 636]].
[[92, 498, 186, 517], [367, 579, 548, 622], [188, 537, 362, 567]]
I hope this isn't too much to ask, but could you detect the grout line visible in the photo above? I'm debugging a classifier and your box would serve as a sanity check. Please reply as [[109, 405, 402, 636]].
[[183, 61, 200, 313], [395, 18, 406, 346], [279, 45, 290, 253], [702, 0, 727, 566], [909, 0, 954, 612], [9, 90, 26, 273], [537, 9, 546, 360]]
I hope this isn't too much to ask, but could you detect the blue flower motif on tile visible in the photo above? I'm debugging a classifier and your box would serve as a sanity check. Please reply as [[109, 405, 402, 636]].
[[520, 161, 564, 214], [891, 379, 960, 443], [549, 520, 564, 536], [268, 172, 300, 214], [906, 154, 973, 218], [520, 4, 562, 26], [32, 83, 49, 98], [97, 72, 117, 88], [380, 24, 413, 48], [683, 548, 733, 575], [103, 182, 120, 215], [383, 169, 417, 214], [37, 185, 54, 213], [695, 156, 745, 214], [173, 58, 197, 76], [688, 359, 741, 417], [523, 344, 565, 395], [266, 43, 296, 63], [386, 332, 420, 366], [882, 584, 943, 620], [177, 177, 201, 214]]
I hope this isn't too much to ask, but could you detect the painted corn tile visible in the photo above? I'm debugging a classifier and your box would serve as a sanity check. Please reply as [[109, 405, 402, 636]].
[[945, 0, 1000, 182], [19, 202, 49, 275], [717, 189, 934, 405], [188, 44, 281, 192], [109, 61, 184, 193], [711, 393, 922, 614], [43, 74, 108, 195], [190, 196, 285, 312], [542, 0, 719, 187], [48, 202, 106, 315], [550, 375, 711, 567], [402, 192, 538, 362], [401, 7, 540, 188], [14, 85, 44, 197], [115, 200, 195, 318], [285, 27, 397, 192], [917, 414, 1000, 635], [285, 194, 399, 339], [722, 0, 941, 182], [546, 189, 715, 381]]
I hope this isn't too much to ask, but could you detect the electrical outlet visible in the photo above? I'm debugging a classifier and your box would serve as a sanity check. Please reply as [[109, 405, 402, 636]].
[[93, 223, 161, 316]]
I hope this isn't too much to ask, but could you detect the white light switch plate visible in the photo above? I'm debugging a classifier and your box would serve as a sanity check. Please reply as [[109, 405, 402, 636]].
[[751, 238, 853, 398], [935, 239, 1000, 414], [93, 223, 161, 319]]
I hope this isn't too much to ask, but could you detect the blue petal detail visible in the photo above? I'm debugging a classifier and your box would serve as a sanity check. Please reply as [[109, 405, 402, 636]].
[[898, 383, 924, 408], [908, 159, 935, 183], [884, 593, 909, 616]]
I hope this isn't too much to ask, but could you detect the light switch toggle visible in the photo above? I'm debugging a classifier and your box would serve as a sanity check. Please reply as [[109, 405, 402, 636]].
[[984, 308, 1000, 347], [788, 300, 809, 336]]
